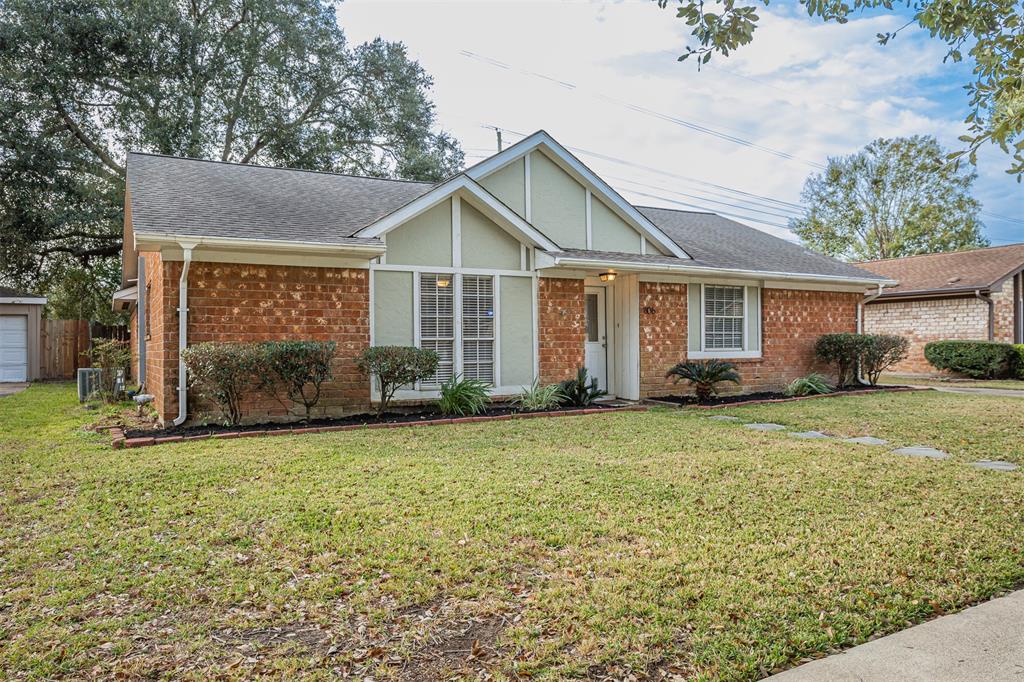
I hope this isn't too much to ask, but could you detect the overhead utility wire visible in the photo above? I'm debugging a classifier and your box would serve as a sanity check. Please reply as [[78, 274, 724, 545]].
[[459, 50, 827, 170]]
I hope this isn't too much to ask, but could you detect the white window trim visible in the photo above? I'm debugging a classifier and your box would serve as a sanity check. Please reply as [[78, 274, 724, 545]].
[[694, 283, 762, 360]]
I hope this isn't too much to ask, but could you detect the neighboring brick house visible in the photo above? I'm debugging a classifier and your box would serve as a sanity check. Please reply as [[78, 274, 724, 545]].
[[859, 245, 1024, 374], [113, 130, 891, 425]]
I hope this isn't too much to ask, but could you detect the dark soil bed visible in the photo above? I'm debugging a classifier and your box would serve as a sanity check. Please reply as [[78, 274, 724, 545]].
[[648, 384, 912, 407], [124, 402, 623, 439]]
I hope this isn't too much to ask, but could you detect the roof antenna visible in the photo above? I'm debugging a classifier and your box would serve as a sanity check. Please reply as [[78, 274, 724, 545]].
[[483, 125, 503, 152]]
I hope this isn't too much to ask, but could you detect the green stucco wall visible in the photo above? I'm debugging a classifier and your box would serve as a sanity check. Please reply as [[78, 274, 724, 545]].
[[385, 199, 452, 266], [373, 270, 414, 346], [591, 198, 641, 254], [461, 202, 522, 270], [478, 158, 525, 217], [500, 275, 534, 386], [530, 151, 587, 249]]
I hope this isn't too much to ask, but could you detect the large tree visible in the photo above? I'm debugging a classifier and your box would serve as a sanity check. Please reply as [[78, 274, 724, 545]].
[[790, 136, 988, 261], [0, 0, 463, 322], [656, 0, 1024, 178]]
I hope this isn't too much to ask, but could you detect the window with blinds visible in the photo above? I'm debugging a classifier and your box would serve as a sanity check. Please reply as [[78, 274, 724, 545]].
[[703, 285, 744, 350], [419, 273, 454, 385], [461, 275, 495, 384]]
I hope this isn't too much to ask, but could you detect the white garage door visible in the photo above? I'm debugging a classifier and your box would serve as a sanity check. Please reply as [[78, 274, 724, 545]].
[[0, 315, 29, 382]]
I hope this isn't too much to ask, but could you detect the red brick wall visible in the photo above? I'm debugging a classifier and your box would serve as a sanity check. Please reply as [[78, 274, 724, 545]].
[[640, 282, 688, 396], [864, 295, 990, 374], [146, 259, 370, 424], [640, 287, 860, 397], [538, 277, 585, 384], [135, 252, 174, 420]]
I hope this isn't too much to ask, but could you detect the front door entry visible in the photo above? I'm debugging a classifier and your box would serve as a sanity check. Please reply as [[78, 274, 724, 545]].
[[584, 286, 607, 392]]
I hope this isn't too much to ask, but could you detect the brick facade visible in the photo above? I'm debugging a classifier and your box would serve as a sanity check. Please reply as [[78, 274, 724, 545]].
[[639, 281, 688, 396], [537, 277, 586, 385], [863, 273, 1021, 375], [137, 254, 370, 424], [640, 287, 860, 397]]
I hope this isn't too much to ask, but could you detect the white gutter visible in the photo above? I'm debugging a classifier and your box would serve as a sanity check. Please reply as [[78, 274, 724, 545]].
[[133, 232, 386, 256], [172, 244, 196, 426], [541, 253, 898, 288], [0, 297, 47, 305], [857, 283, 885, 385]]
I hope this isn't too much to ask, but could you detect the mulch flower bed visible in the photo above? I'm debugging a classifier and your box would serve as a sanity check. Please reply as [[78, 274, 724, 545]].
[[110, 402, 647, 450], [647, 384, 924, 409]]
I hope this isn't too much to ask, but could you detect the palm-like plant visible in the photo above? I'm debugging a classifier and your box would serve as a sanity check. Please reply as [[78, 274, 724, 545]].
[[665, 360, 741, 403]]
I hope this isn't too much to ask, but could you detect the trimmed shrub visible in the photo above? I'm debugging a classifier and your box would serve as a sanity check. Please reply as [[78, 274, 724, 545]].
[[924, 340, 1017, 379], [784, 373, 833, 397], [514, 380, 564, 412], [665, 359, 741, 403], [261, 341, 337, 421], [815, 333, 870, 387], [181, 342, 263, 425], [559, 367, 607, 407], [356, 346, 439, 416], [436, 375, 490, 416], [860, 334, 910, 386], [1014, 345, 1024, 379], [84, 338, 131, 403]]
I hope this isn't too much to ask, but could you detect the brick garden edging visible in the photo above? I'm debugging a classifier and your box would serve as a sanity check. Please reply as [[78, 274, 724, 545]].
[[662, 386, 929, 410], [108, 405, 649, 450]]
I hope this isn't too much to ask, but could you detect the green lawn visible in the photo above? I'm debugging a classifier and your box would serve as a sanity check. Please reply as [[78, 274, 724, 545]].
[[2, 384, 1023, 680], [878, 375, 1024, 391]]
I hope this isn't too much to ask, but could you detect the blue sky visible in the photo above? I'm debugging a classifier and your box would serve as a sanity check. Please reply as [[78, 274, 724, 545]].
[[338, 0, 1021, 248]]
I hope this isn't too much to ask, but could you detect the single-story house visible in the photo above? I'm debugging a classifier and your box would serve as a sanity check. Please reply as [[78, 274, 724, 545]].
[[0, 287, 46, 382], [859, 244, 1024, 374], [115, 130, 892, 425]]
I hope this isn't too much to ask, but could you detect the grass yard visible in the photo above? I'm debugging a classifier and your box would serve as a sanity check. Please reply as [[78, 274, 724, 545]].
[[878, 375, 1024, 391], [2, 384, 1023, 680]]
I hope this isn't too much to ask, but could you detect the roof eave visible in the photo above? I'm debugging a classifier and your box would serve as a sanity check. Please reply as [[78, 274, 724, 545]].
[[540, 253, 896, 287], [133, 232, 386, 256]]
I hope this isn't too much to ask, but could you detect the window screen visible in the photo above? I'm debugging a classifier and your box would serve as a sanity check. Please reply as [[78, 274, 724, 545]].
[[419, 273, 454, 385], [462, 275, 495, 384], [703, 285, 744, 350]]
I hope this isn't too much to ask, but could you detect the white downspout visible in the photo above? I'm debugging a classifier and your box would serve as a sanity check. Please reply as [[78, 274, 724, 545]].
[[172, 244, 195, 426], [857, 283, 884, 385]]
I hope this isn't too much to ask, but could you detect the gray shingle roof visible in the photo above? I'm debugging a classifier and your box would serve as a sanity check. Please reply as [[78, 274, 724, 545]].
[[125, 152, 889, 282], [127, 152, 433, 245], [636, 206, 889, 281]]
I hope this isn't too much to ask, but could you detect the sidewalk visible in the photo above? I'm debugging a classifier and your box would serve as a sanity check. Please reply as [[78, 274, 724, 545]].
[[912, 384, 1024, 398], [768, 589, 1024, 681]]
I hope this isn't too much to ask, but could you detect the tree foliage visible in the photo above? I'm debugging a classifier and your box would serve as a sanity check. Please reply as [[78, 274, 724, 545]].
[[790, 136, 987, 261], [656, 0, 1024, 177], [0, 0, 463, 320]]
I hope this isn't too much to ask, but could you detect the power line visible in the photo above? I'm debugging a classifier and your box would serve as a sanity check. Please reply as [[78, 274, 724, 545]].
[[459, 50, 827, 170]]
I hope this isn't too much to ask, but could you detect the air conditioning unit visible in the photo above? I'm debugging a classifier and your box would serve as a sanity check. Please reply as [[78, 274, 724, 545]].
[[77, 368, 126, 402], [77, 368, 102, 402]]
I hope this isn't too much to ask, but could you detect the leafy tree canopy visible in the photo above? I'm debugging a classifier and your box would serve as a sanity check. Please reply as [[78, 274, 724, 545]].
[[656, 0, 1024, 178], [790, 136, 988, 261], [0, 0, 463, 321]]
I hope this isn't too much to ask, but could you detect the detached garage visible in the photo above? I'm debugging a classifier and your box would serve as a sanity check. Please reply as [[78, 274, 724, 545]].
[[0, 287, 46, 383]]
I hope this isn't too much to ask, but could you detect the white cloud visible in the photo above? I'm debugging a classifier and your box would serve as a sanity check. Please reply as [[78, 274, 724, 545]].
[[336, 0, 1022, 245]]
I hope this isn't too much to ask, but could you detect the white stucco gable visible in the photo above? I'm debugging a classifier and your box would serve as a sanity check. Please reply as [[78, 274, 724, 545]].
[[464, 130, 691, 260]]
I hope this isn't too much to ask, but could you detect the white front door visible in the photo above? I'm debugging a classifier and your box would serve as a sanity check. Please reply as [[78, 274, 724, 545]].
[[0, 315, 29, 382], [584, 287, 607, 392]]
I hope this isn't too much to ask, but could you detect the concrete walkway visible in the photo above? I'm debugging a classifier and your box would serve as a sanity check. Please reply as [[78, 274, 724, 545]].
[[0, 382, 29, 397], [769, 589, 1024, 681], [908, 384, 1024, 398]]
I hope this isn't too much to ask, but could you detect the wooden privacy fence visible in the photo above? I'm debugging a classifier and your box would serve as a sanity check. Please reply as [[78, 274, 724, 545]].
[[39, 320, 130, 380]]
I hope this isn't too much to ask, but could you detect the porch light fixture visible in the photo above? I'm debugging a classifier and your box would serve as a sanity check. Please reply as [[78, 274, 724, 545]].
[[599, 272, 616, 282], [435, 276, 451, 288]]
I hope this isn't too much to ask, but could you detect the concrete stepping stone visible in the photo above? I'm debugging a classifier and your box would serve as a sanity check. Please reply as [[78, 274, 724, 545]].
[[891, 446, 949, 460], [844, 436, 888, 446], [790, 430, 831, 439], [707, 415, 741, 422], [972, 460, 1019, 472], [745, 423, 787, 431]]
